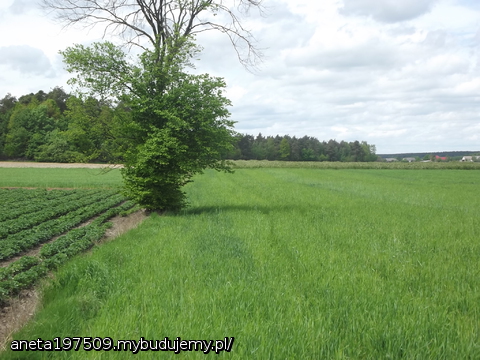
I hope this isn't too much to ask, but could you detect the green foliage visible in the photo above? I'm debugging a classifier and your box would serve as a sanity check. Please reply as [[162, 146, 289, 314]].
[[0, 87, 124, 162], [229, 134, 378, 162], [3, 98, 61, 159], [0, 187, 136, 304], [0, 256, 40, 282], [0, 84, 378, 167], [4, 126, 29, 157], [279, 137, 291, 160], [0, 94, 18, 157], [61, 41, 235, 211], [0, 188, 136, 304], [60, 42, 132, 102], [30, 94, 124, 163], [121, 79, 234, 209], [34, 129, 83, 162], [0, 189, 124, 261], [121, 54, 235, 210]]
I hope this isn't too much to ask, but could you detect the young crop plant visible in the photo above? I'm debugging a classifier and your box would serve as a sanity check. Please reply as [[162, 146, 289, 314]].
[[0, 189, 130, 260], [39, 200, 135, 259], [0, 190, 80, 222], [0, 190, 103, 238], [0, 256, 40, 281], [0, 190, 138, 304]]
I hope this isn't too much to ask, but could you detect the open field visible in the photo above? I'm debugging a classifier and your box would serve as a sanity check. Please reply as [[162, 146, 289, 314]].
[[0, 168, 123, 189], [0, 162, 123, 169], [2, 168, 480, 358], [232, 159, 480, 169]]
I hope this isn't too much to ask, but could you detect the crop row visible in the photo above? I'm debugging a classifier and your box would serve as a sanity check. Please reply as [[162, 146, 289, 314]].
[[0, 200, 137, 303], [0, 189, 102, 226], [40, 200, 136, 258], [0, 192, 126, 260], [0, 189, 81, 222], [0, 188, 54, 203], [0, 190, 110, 238], [0, 189, 76, 216]]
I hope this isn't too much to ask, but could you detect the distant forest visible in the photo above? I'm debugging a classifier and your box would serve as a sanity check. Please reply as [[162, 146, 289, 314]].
[[0, 88, 378, 163]]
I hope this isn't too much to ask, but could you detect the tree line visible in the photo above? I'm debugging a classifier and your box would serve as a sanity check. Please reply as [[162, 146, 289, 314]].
[[0, 89, 377, 164], [228, 134, 377, 162], [0, 88, 126, 163]]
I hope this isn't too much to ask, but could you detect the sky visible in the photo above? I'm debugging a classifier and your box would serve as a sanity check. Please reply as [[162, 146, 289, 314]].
[[0, 0, 479, 154]]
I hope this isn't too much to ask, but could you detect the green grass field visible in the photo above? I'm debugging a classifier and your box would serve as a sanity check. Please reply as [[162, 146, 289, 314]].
[[0, 168, 123, 189], [231, 159, 480, 169], [2, 168, 479, 359]]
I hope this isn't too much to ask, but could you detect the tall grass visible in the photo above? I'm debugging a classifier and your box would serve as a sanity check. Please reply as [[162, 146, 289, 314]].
[[3, 169, 479, 359]]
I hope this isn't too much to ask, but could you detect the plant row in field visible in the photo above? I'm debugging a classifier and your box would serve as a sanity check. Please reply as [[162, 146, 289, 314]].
[[0, 188, 58, 205], [0, 189, 82, 222], [0, 192, 126, 261], [0, 200, 137, 303], [0, 188, 68, 203], [0, 190, 106, 235], [0, 189, 76, 216], [39, 200, 136, 258], [0, 201, 138, 303]]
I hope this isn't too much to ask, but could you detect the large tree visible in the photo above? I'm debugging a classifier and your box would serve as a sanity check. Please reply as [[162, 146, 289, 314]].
[[43, 0, 263, 69], [47, 0, 262, 211]]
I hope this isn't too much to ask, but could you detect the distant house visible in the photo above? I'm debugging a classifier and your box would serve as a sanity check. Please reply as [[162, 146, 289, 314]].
[[461, 156, 473, 162], [402, 157, 416, 162], [385, 158, 398, 162], [435, 155, 447, 161], [460, 156, 479, 162]]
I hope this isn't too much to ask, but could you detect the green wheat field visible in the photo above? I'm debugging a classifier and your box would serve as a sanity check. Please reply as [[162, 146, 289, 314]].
[[2, 167, 479, 359]]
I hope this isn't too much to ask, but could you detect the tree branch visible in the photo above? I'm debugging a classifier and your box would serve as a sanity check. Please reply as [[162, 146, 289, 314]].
[[43, 0, 264, 69]]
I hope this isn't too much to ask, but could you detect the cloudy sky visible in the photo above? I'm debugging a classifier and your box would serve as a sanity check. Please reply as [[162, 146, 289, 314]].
[[0, 0, 479, 154]]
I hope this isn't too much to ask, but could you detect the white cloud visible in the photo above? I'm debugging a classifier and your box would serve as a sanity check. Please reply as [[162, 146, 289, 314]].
[[340, 0, 439, 23], [8, 0, 30, 15], [223, 20, 479, 151], [0, 45, 54, 76], [453, 77, 480, 94], [285, 39, 398, 70]]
